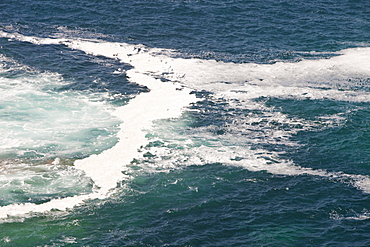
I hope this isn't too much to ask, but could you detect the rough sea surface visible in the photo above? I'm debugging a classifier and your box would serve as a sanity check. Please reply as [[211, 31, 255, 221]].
[[1, 0, 370, 246]]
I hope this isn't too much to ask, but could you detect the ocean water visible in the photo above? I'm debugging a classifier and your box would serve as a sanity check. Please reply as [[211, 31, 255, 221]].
[[1, 0, 370, 246]]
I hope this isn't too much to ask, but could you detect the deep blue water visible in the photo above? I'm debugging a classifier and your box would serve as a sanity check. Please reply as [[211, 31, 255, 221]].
[[1, 0, 370, 246]]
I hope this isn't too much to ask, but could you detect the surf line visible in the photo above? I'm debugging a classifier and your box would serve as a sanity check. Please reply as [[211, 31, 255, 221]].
[[0, 32, 197, 219]]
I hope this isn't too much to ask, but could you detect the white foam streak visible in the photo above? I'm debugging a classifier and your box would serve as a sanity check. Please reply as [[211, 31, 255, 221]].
[[1, 30, 370, 219], [74, 71, 196, 193], [139, 140, 370, 194], [239, 161, 370, 194], [0, 193, 102, 219], [148, 143, 370, 194], [2, 30, 370, 102], [66, 37, 370, 102]]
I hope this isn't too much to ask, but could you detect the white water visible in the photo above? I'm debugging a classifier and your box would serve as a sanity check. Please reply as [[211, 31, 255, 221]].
[[0, 32, 198, 218], [0, 58, 119, 159], [1, 30, 370, 219]]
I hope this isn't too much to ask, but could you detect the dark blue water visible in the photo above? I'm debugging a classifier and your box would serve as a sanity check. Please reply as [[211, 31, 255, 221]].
[[1, 0, 370, 246]]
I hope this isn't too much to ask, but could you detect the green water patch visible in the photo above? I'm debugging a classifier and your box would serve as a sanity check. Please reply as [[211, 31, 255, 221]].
[[2, 164, 370, 246]]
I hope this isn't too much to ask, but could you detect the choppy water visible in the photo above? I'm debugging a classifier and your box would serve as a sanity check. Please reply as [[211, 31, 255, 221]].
[[1, 0, 370, 246]]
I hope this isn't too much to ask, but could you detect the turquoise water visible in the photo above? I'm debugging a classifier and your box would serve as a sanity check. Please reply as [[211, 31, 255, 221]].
[[1, 0, 370, 246]]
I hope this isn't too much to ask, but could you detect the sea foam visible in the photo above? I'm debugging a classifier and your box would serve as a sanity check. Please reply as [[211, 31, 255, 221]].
[[1, 30, 370, 219]]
